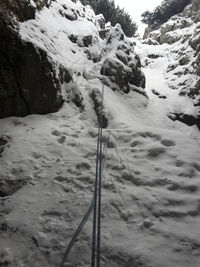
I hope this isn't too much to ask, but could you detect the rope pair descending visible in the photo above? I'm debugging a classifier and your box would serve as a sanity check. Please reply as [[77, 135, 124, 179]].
[[60, 37, 110, 267]]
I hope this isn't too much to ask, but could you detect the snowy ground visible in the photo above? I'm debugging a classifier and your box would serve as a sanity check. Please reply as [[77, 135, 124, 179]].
[[1, 42, 200, 267], [1, 1, 200, 267]]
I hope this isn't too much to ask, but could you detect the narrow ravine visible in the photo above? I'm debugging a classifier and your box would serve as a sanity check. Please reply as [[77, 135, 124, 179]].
[[0, 1, 200, 267]]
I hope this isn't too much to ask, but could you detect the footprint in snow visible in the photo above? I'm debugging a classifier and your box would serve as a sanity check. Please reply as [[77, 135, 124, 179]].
[[51, 130, 62, 136], [130, 140, 141, 147], [57, 136, 66, 144], [76, 162, 91, 170], [32, 152, 42, 159], [147, 147, 166, 158], [176, 160, 185, 167], [139, 131, 162, 141], [161, 139, 176, 147]]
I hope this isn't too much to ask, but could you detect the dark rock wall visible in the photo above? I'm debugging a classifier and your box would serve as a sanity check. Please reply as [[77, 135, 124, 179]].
[[0, 0, 52, 22], [0, 1, 146, 119], [0, 13, 63, 119], [0, 0, 35, 22]]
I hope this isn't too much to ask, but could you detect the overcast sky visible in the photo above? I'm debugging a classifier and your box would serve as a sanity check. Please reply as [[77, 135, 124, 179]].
[[114, 0, 163, 35]]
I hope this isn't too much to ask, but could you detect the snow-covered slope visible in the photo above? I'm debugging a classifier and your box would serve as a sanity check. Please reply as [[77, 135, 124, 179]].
[[143, 0, 200, 127], [0, 1, 200, 267]]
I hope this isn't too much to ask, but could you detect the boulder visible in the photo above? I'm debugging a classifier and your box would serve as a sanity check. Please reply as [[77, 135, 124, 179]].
[[100, 47, 145, 94], [169, 112, 200, 129], [83, 35, 93, 47], [68, 34, 78, 43]]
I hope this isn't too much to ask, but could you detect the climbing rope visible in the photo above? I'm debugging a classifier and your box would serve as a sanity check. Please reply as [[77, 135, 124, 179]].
[[59, 130, 110, 267], [59, 199, 94, 267], [60, 35, 110, 267], [91, 36, 110, 267]]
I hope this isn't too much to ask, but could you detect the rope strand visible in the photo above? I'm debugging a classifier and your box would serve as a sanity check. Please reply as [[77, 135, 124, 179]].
[[91, 35, 109, 267], [60, 34, 110, 267]]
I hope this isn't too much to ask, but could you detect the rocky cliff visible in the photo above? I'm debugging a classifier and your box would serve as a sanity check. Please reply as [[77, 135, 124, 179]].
[[0, 0, 145, 120], [143, 0, 200, 127], [0, 0, 64, 118]]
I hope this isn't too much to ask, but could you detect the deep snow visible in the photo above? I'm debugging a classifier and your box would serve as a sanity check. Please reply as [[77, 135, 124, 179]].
[[0, 1, 200, 267]]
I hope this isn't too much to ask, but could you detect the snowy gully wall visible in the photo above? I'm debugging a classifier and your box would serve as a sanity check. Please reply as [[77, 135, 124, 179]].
[[0, 0, 145, 119], [143, 0, 200, 128]]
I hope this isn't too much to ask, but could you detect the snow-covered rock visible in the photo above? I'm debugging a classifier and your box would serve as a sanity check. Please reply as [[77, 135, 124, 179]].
[[143, 0, 200, 128], [101, 39, 145, 93], [1, 1, 200, 267], [0, 0, 146, 120]]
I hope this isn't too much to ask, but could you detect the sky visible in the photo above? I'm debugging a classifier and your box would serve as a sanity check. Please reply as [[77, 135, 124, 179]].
[[114, 0, 163, 35]]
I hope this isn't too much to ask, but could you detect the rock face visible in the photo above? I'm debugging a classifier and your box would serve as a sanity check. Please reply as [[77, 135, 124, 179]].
[[100, 25, 145, 94], [0, 0, 35, 22], [0, 0, 146, 121], [0, 14, 63, 118], [145, 16, 194, 45], [0, 0, 52, 22], [0, 1, 64, 119], [143, 0, 199, 45], [143, 0, 200, 128], [0, 137, 8, 158], [169, 112, 200, 129]]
